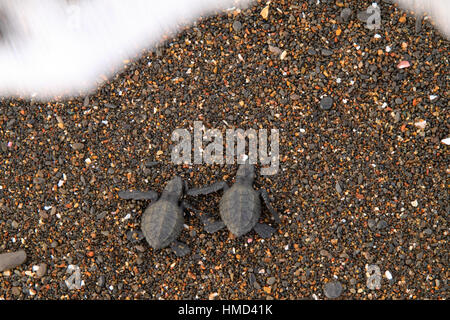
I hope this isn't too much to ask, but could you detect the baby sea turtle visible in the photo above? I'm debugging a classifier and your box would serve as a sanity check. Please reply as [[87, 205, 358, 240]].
[[118, 176, 192, 257], [187, 164, 280, 238]]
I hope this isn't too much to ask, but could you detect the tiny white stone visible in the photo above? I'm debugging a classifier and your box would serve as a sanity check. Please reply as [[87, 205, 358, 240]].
[[385, 45, 392, 52], [85, 158, 91, 164], [441, 137, 450, 145], [374, 34, 381, 39], [44, 206, 52, 211], [385, 270, 393, 280], [58, 180, 64, 187], [122, 213, 131, 221], [411, 200, 418, 207], [336, 78, 341, 83], [429, 95, 438, 101], [300, 128, 306, 133], [209, 292, 218, 300], [414, 120, 427, 129]]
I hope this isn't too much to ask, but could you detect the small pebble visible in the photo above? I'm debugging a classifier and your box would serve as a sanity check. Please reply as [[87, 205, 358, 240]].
[[72, 142, 84, 150], [232, 20, 242, 32], [376, 220, 388, 230], [268, 45, 282, 55], [35, 263, 47, 278], [0, 250, 27, 272], [385, 270, 393, 281], [321, 48, 333, 56], [335, 181, 342, 194], [397, 60, 411, 69], [320, 96, 333, 110], [323, 281, 343, 299], [340, 8, 352, 22], [11, 287, 21, 296]]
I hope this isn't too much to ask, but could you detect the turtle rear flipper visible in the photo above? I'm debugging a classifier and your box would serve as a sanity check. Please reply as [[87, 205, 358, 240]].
[[170, 241, 190, 257], [118, 190, 159, 201], [200, 213, 226, 233], [180, 200, 199, 215], [183, 201, 225, 233], [259, 189, 280, 223], [254, 223, 275, 238]]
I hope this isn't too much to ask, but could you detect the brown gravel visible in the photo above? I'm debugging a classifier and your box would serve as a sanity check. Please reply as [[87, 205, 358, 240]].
[[0, 0, 448, 300]]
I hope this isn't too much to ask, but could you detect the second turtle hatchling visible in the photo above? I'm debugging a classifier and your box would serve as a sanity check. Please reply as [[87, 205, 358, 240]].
[[187, 164, 280, 238]]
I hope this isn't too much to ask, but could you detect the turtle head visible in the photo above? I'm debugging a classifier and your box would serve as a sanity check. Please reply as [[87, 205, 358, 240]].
[[236, 163, 255, 185], [161, 176, 184, 201]]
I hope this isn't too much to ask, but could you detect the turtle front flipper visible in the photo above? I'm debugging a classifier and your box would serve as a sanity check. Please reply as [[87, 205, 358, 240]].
[[170, 241, 190, 257], [259, 189, 280, 223], [118, 190, 159, 201], [253, 223, 275, 238], [186, 181, 229, 196]]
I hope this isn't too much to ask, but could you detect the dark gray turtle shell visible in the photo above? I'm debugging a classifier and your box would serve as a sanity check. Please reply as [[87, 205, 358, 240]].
[[141, 200, 184, 249], [219, 184, 261, 237]]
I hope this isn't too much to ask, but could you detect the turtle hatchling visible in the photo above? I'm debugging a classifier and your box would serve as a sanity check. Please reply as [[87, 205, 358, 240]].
[[118, 176, 192, 257], [187, 164, 280, 238]]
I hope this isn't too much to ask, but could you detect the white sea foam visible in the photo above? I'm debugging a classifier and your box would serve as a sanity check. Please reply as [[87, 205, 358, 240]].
[[0, 0, 251, 99], [0, 0, 447, 99]]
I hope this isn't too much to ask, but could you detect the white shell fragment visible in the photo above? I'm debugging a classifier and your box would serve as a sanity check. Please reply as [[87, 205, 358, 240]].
[[385, 270, 393, 280], [414, 120, 427, 129]]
